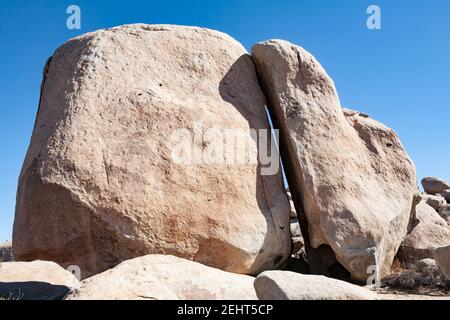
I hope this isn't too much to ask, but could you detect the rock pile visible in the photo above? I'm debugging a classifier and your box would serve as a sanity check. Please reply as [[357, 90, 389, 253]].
[[6, 24, 449, 300]]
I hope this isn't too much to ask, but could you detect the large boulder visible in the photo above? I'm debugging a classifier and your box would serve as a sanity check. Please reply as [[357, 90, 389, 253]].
[[0, 261, 79, 300], [13, 24, 291, 278], [66, 255, 257, 300], [398, 201, 450, 263], [254, 271, 378, 300], [421, 177, 450, 195], [434, 245, 450, 281], [252, 40, 417, 282]]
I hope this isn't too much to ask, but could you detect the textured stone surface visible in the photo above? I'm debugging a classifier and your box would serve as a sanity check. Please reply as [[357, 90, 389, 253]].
[[434, 245, 450, 281], [442, 190, 450, 203], [398, 201, 450, 263], [254, 271, 378, 300], [13, 24, 291, 278], [439, 205, 450, 226], [66, 255, 257, 300], [252, 40, 417, 282], [0, 260, 79, 300], [422, 177, 450, 195], [422, 194, 447, 211], [0, 241, 13, 262]]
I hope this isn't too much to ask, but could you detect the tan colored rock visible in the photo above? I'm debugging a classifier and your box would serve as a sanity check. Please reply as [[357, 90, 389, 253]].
[[290, 219, 304, 254], [13, 24, 291, 278], [66, 255, 257, 300], [0, 260, 79, 300], [433, 245, 450, 281], [422, 194, 447, 211], [398, 201, 450, 264], [252, 40, 417, 282], [422, 177, 450, 195], [254, 271, 378, 300]]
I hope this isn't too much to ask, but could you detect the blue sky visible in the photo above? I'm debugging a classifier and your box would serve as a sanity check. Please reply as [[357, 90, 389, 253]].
[[1, 0, 449, 241]]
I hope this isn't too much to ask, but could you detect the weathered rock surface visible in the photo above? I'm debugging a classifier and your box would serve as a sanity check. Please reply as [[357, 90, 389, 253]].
[[438, 205, 450, 226], [422, 177, 450, 195], [0, 241, 13, 262], [434, 245, 450, 281], [442, 190, 450, 203], [290, 218, 304, 255], [66, 255, 257, 300], [422, 194, 447, 211], [252, 40, 417, 282], [398, 201, 450, 263], [254, 271, 378, 300], [383, 259, 449, 290], [0, 261, 79, 300], [13, 24, 291, 278]]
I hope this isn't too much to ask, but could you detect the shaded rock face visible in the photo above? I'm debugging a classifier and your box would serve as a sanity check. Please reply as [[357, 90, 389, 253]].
[[252, 40, 417, 282], [66, 255, 257, 300], [398, 201, 450, 264], [383, 259, 449, 290], [254, 271, 378, 300], [0, 242, 13, 262], [434, 245, 450, 281], [0, 261, 79, 300], [13, 24, 291, 278], [422, 177, 450, 195]]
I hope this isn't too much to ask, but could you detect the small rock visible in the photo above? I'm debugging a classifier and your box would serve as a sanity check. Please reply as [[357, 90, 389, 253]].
[[434, 245, 450, 281], [254, 271, 378, 300], [422, 194, 447, 211], [442, 190, 450, 203], [422, 177, 450, 195], [66, 255, 257, 300], [0, 261, 79, 300]]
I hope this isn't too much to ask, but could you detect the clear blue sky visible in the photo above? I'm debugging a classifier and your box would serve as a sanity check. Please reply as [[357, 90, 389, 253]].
[[1, 0, 449, 241]]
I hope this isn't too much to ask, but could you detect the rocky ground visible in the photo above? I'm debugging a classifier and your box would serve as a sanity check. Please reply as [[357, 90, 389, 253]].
[[1, 24, 449, 300]]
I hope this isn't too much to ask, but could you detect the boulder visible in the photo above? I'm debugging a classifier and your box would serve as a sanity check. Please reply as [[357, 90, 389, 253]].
[[290, 219, 304, 255], [13, 24, 291, 278], [434, 245, 450, 281], [398, 201, 450, 263], [438, 205, 450, 225], [66, 255, 257, 300], [254, 271, 378, 300], [252, 40, 417, 282], [422, 194, 446, 211], [0, 242, 13, 262], [0, 261, 79, 300], [422, 177, 450, 195], [442, 190, 450, 203]]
